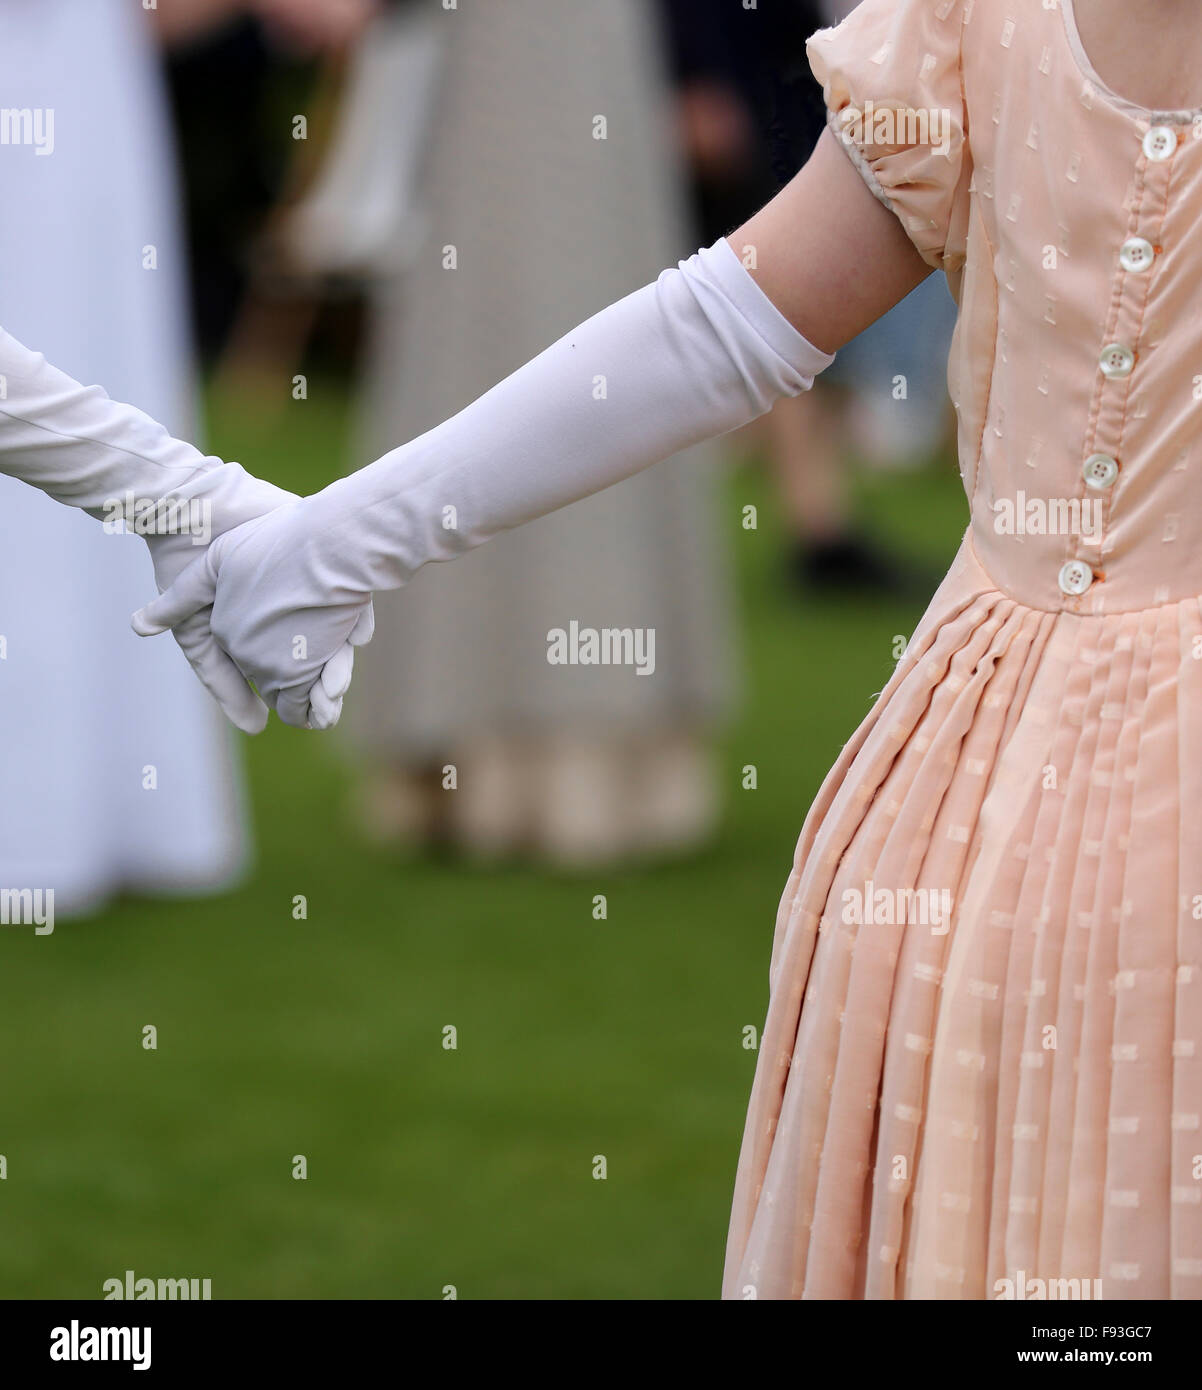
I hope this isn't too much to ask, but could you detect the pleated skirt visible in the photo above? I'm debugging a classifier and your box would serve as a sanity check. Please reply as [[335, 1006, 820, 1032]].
[[723, 535, 1202, 1299]]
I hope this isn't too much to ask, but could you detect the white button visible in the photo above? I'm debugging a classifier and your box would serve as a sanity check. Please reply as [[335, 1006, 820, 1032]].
[[1119, 237, 1155, 273], [1099, 343, 1135, 378], [1082, 453, 1120, 490], [1058, 560, 1094, 596], [1143, 125, 1177, 160]]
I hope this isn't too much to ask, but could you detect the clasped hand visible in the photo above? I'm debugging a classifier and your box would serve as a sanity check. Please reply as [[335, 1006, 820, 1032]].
[[133, 495, 375, 732]]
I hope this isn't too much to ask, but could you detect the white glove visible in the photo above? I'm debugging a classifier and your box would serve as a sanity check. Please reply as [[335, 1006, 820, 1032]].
[[132, 238, 832, 724], [0, 325, 370, 732]]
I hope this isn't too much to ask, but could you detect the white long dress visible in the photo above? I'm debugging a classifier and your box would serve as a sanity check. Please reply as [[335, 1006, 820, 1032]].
[[0, 0, 246, 914]]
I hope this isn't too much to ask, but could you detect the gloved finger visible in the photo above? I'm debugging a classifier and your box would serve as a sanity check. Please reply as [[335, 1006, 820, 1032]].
[[131, 552, 218, 636], [306, 643, 355, 729], [319, 643, 355, 701], [174, 616, 270, 735], [348, 600, 375, 647], [307, 684, 343, 731], [274, 684, 314, 731]]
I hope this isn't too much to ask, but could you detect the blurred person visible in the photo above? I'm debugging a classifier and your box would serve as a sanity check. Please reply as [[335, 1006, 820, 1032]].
[[0, 0, 370, 916], [300, 0, 738, 866], [0, 0, 246, 916], [163, 0, 376, 376], [145, 0, 1202, 1301], [661, 0, 955, 595]]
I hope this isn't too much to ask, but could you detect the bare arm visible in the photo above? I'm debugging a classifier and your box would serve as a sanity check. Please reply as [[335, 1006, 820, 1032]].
[[728, 126, 934, 355]]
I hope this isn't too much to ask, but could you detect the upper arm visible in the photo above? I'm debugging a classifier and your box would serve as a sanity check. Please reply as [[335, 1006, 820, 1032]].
[[727, 125, 934, 356], [728, 0, 971, 355]]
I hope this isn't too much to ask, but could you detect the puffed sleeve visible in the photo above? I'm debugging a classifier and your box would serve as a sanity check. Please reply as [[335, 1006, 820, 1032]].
[[807, 0, 971, 274]]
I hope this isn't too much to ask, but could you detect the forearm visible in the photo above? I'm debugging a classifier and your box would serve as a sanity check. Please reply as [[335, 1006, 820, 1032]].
[[0, 326, 290, 535], [297, 237, 833, 596], [0, 327, 325, 732], [295, 128, 932, 596], [160, 130, 937, 723], [138, 87, 951, 731]]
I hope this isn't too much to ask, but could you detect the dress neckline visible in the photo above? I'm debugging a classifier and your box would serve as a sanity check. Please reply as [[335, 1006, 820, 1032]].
[[1059, 0, 1202, 123]]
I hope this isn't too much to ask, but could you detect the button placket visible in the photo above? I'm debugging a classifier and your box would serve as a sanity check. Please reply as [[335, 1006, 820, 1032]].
[[1065, 121, 1178, 608]]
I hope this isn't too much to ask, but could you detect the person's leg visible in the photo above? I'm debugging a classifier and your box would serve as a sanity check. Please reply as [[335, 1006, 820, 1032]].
[[765, 379, 936, 597]]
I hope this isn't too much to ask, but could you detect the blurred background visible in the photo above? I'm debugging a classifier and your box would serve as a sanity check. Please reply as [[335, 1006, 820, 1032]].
[[0, 0, 964, 1297]]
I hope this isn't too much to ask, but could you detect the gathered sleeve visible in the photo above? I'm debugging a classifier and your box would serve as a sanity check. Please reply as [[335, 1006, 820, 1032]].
[[806, 0, 972, 273]]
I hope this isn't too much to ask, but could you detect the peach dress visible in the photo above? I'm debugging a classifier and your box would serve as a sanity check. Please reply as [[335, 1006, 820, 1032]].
[[724, 0, 1202, 1300]]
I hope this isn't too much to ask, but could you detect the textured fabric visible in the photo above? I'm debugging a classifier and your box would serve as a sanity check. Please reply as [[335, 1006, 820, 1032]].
[[725, 0, 1202, 1299]]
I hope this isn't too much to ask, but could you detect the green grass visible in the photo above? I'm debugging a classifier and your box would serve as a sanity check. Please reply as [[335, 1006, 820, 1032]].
[[0, 381, 966, 1298]]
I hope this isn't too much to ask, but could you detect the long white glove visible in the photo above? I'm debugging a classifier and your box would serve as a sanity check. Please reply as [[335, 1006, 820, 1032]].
[[132, 237, 833, 726], [0, 325, 371, 731]]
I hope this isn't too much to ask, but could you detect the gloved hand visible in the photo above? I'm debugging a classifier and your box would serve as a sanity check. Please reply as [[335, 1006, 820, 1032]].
[[130, 238, 832, 725], [0, 324, 371, 732], [135, 461, 303, 734], [133, 502, 375, 730], [133, 466, 376, 732]]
